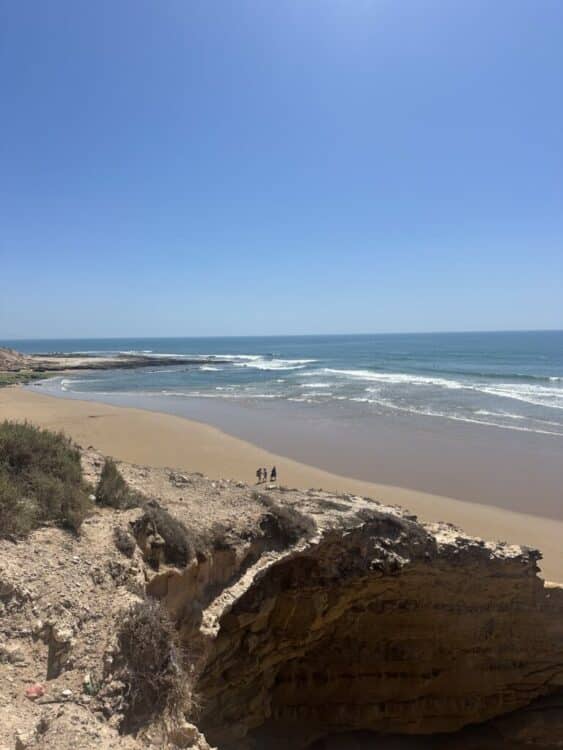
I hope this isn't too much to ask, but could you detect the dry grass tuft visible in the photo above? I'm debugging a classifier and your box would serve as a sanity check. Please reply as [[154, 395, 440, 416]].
[[113, 526, 137, 557], [116, 598, 192, 732]]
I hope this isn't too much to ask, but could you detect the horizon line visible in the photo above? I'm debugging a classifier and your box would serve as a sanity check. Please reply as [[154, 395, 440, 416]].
[[2, 328, 562, 342]]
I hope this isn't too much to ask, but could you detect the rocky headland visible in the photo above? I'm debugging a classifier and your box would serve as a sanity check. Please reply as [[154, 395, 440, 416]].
[[1, 441, 563, 750], [0, 346, 232, 380]]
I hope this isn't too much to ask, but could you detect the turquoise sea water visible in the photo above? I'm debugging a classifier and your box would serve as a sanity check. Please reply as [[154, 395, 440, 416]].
[[6, 331, 563, 437]]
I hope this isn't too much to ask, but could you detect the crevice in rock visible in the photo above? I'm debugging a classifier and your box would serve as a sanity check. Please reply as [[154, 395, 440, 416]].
[[193, 519, 563, 749]]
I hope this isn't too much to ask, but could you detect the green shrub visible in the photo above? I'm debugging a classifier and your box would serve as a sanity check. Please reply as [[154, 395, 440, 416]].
[[116, 598, 190, 731], [132, 504, 195, 568], [0, 420, 90, 537], [95, 458, 139, 509], [0, 371, 46, 388], [0, 472, 36, 537], [259, 495, 317, 547]]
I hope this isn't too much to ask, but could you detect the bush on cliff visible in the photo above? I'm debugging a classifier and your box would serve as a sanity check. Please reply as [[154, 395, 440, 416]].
[[95, 458, 140, 509], [258, 494, 317, 547], [0, 420, 91, 537], [113, 525, 137, 557], [116, 598, 191, 731], [132, 503, 196, 568]]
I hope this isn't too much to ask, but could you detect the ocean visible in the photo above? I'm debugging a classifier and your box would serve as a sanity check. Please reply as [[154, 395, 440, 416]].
[[7, 331, 563, 438]]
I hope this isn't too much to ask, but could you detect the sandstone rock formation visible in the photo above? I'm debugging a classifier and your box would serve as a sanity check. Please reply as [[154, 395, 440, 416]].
[[192, 506, 563, 748], [2, 448, 563, 750]]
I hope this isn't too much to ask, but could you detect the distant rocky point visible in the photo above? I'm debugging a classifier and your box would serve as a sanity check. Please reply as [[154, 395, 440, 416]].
[[0, 346, 231, 377], [0, 346, 31, 370]]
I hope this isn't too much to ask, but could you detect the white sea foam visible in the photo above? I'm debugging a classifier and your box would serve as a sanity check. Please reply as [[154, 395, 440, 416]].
[[59, 377, 104, 391], [300, 382, 331, 388], [234, 358, 316, 371], [322, 368, 466, 389], [203, 354, 262, 362], [123, 352, 189, 359], [474, 410, 525, 420], [346, 394, 563, 436], [476, 383, 563, 410], [320, 368, 563, 411], [160, 389, 278, 400], [200, 365, 221, 371]]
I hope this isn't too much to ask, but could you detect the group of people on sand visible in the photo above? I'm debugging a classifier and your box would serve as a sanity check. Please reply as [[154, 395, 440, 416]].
[[256, 466, 277, 484]]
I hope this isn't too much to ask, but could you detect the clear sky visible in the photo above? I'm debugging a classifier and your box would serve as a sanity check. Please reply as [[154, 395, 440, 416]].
[[1, 0, 562, 338]]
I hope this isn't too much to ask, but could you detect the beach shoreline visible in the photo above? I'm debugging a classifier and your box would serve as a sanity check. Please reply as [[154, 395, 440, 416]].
[[1, 384, 562, 581], [29, 372, 563, 521]]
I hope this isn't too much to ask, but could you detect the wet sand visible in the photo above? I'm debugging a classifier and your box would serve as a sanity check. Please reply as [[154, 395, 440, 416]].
[[1, 385, 563, 581], [30, 381, 563, 519]]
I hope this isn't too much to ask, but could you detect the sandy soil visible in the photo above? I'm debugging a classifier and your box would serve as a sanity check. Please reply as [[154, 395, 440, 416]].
[[2, 385, 562, 582]]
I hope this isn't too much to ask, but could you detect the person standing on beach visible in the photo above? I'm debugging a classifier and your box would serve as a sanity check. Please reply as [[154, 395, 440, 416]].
[[256, 467, 262, 484], [263, 467, 268, 483], [270, 466, 277, 483]]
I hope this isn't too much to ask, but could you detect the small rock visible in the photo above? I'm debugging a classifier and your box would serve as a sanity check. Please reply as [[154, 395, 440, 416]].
[[25, 683, 45, 700], [0, 643, 26, 664], [36, 716, 49, 735], [52, 623, 74, 643], [15, 731, 34, 750], [168, 720, 200, 748]]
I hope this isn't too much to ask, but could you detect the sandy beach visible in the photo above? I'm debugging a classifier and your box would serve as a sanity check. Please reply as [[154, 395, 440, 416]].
[[1, 385, 562, 581]]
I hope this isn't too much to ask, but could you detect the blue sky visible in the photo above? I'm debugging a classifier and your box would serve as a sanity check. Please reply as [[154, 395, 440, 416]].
[[1, 0, 562, 338]]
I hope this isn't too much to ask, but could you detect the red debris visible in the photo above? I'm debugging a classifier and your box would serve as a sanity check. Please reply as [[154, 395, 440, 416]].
[[25, 683, 45, 700]]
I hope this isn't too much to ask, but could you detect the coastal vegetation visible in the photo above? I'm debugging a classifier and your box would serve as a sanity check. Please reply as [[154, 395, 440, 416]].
[[116, 598, 191, 731], [0, 346, 45, 387], [133, 504, 197, 568], [258, 493, 317, 546], [113, 525, 137, 557], [0, 420, 91, 537], [95, 458, 141, 509], [0, 370, 46, 387]]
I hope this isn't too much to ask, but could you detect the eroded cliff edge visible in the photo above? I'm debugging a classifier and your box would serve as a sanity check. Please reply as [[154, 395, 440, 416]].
[[120, 459, 563, 749], [2, 449, 563, 750], [197, 516, 563, 746]]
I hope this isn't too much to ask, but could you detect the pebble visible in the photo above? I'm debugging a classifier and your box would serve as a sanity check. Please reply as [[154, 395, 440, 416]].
[[25, 683, 45, 700]]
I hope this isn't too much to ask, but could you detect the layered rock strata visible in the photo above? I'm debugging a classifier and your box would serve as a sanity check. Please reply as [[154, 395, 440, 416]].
[[188, 504, 563, 748]]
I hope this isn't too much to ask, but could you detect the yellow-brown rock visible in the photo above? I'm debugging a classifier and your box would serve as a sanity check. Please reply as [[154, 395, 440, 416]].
[[195, 509, 563, 748]]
